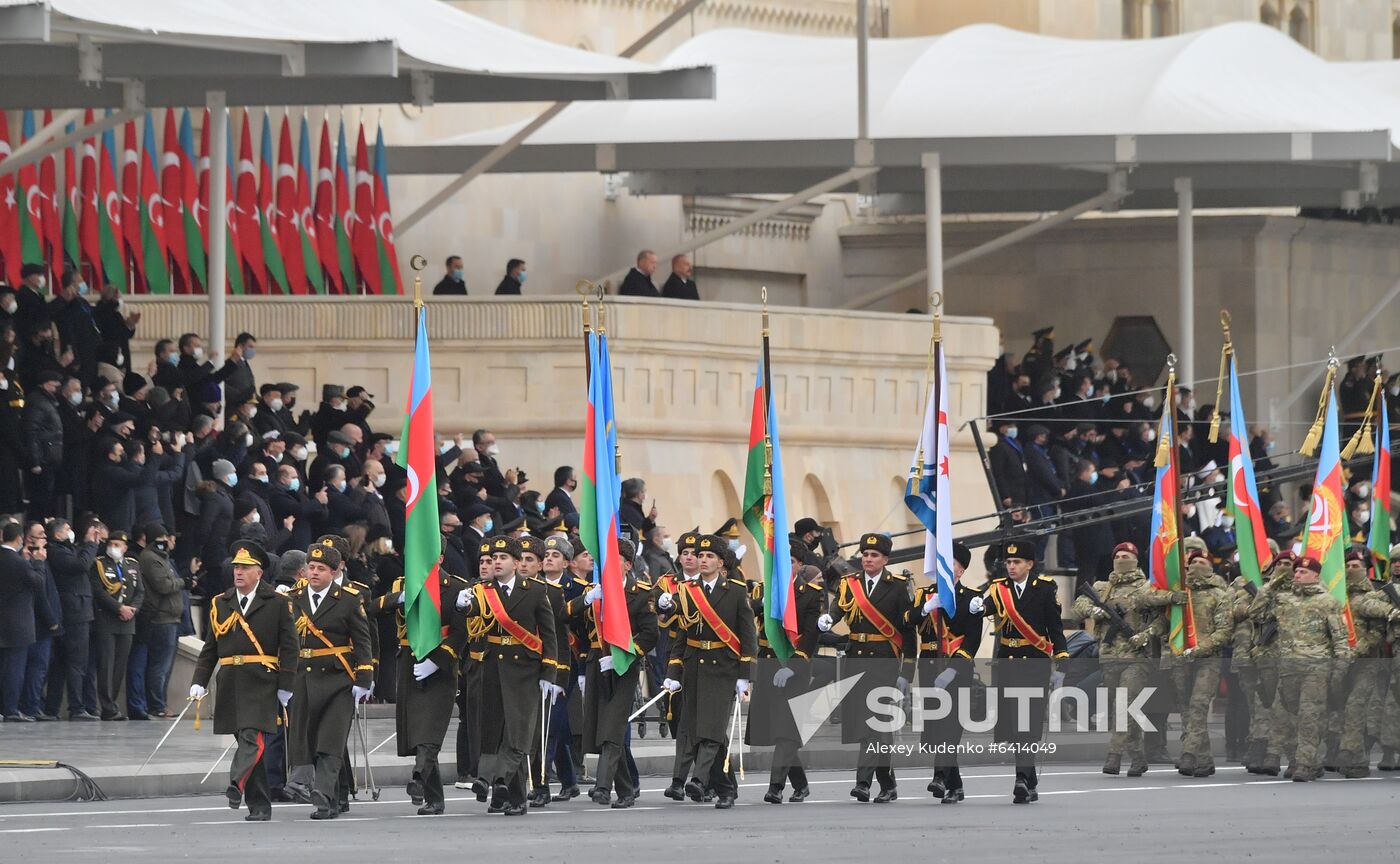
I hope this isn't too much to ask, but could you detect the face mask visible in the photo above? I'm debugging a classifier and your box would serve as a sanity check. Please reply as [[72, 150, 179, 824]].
[[1146, 429, 1157, 442], [1101, 394, 1111, 403], [535, 501, 545, 514], [153, 540, 168, 553], [1356, 510, 1371, 525], [384, 440, 400, 456], [192, 346, 204, 361], [268, 398, 283, 412], [452, 268, 465, 281], [372, 473, 386, 489], [384, 540, 395, 553], [287, 477, 301, 492], [518, 271, 527, 283], [1112, 558, 1136, 575], [115, 351, 124, 366], [1048, 389, 1061, 401], [662, 537, 675, 555], [483, 519, 494, 533], [1356, 482, 1371, 499], [332, 401, 347, 412], [337, 447, 351, 460], [438, 441, 452, 455], [255, 474, 268, 484], [77, 281, 88, 295], [487, 444, 501, 457], [1106, 370, 1118, 383], [245, 407, 258, 420], [107, 546, 123, 561], [1184, 505, 1197, 519], [249, 511, 261, 524], [269, 452, 282, 463], [68, 391, 82, 406], [106, 392, 119, 408], [1221, 515, 1235, 529], [223, 473, 237, 487], [1089, 471, 1099, 485], [1391, 385, 1399, 397], [165, 352, 178, 365], [35, 276, 47, 290], [1005, 427, 1018, 440], [243, 434, 254, 448], [334, 481, 347, 493], [292, 447, 308, 461], [0, 299, 15, 314], [244, 347, 256, 359], [1266, 440, 1276, 451], [1142, 396, 1156, 410]]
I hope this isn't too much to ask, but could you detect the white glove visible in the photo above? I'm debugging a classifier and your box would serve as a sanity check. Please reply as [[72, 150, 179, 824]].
[[413, 658, 439, 681], [577, 675, 586, 695], [657, 593, 674, 610], [663, 677, 681, 692], [455, 589, 471, 610], [1181, 647, 1195, 659], [933, 667, 957, 690], [772, 667, 795, 689], [817, 613, 833, 632], [1049, 671, 1066, 689], [274, 584, 290, 595], [922, 596, 937, 615], [189, 684, 207, 700], [539, 679, 553, 697], [584, 585, 602, 605], [736, 679, 750, 696], [1091, 607, 1110, 620], [352, 685, 372, 703], [895, 676, 910, 694], [546, 682, 563, 704], [598, 655, 614, 673], [968, 596, 984, 615], [277, 689, 293, 707]]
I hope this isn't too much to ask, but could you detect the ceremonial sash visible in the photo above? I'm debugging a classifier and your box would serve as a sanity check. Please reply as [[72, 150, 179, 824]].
[[480, 585, 544, 655], [993, 581, 1053, 656], [210, 596, 277, 671], [297, 608, 356, 681], [937, 613, 966, 658], [848, 577, 903, 653], [682, 582, 742, 657]]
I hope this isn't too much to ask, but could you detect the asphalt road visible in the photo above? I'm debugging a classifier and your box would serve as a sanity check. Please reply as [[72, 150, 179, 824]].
[[0, 766, 1394, 862]]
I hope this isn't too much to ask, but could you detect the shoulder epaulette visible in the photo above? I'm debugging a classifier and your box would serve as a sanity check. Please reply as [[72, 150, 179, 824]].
[[571, 575, 590, 587], [288, 584, 306, 596], [989, 576, 1007, 583], [1036, 575, 1056, 585], [801, 575, 825, 591], [293, 577, 309, 590], [631, 579, 653, 591], [888, 571, 908, 582], [729, 578, 745, 587], [341, 583, 361, 596]]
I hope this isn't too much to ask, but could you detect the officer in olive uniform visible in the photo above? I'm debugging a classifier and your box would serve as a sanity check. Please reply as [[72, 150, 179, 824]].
[[92, 530, 144, 720], [455, 539, 496, 800], [287, 543, 374, 819], [817, 533, 916, 803], [910, 541, 984, 802], [538, 535, 587, 803], [662, 535, 757, 809], [457, 536, 560, 815], [373, 539, 470, 814], [660, 530, 704, 799], [189, 541, 299, 821], [517, 535, 570, 808], [975, 540, 1068, 803], [569, 538, 658, 808]]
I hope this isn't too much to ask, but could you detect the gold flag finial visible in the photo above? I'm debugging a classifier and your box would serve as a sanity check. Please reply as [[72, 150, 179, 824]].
[[409, 255, 427, 309], [1342, 368, 1383, 460], [1155, 354, 1177, 468], [576, 279, 594, 332], [1301, 348, 1340, 457], [1208, 310, 1232, 444]]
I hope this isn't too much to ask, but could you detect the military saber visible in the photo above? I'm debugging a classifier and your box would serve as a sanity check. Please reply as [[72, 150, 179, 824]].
[[539, 690, 549, 787], [355, 702, 380, 801], [135, 698, 196, 775], [201, 739, 237, 784], [722, 698, 740, 774], [628, 687, 672, 723]]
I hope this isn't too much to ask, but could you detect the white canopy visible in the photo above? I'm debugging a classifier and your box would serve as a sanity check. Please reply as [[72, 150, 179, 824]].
[[0, 0, 714, 108], [391, 23, 1400, 211]]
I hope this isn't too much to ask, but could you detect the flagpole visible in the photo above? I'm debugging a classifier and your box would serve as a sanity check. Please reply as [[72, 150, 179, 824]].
[[761, 286, 773, 498], [1160, 353, 1192, 651], [576, 279, 593, 383], [1208, 311, 1232, 444], [598, 283, 620, 477]]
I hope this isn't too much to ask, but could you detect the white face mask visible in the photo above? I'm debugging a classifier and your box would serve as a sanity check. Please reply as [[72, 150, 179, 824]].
[[245, 406, 258, 420], [292, 447, 308, 461], [106, 392, 119, 408], [332, 401, 347, 412], [1142, 396, 1156, 410], [249, 511, 261, 524], [384, 440, 400, 456], [0, 299, 15, 314], [192, 346, 205, 360], [372, 473, 386, 488], [68, 391, 82, 406], [268, 398, 283, 412], [115, 351, 123, 367], [107, 545, 123, 561], [487, 443, 501, 457], [662, 537, 675, 555], [243, 434, 254, 449], [1356, 482, 1372, 499]]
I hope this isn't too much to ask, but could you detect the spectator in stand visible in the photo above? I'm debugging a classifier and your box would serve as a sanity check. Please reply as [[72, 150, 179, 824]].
[[270, 463, 326, 553], [311, 429, 358, 488], [173, 332, 235, 416], [127, 523, 183, 720], [433, 255, 468, 295], [495, 258, 526, 295], [194, 459, 238, 591], [43, 518, 100, 720], [988, 418, 1028, 511], [11, 263, 49, 339], [19, 521, 61, 721], [547, 465, 578, 516], [619, 249, 659, 297], [344, 386, 375, 439], [48, 268, 101, 387], [661, 254, 699, 301], [1064, 459, 1113, 587], [222, 332, 258, 409], [274, 382, 310, 435], [322, 464, 368, 536], [16, 318, 73, 393], [641, 525, 676, 582], [22, 369, 65, 521], [0, 520, 42, 721], [92, 436, 159, 534], [0, 340, 23, 515], [252, 383, 289, 438], [619, 477, 657, 538], [93, 283, 139, 375]]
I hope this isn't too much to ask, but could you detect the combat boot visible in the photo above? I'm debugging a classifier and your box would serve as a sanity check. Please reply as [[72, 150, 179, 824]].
[[1341, 764, 1370, 779], [1243, 740, 1267, 773], [1291, 766, 1318, 782], [1283, 762, 1295, 780], [1257, 753, 1280, 777], [926, 772, 946, 798], [1379, 748, 1398, 770], [1102, 753, 1121, 775], [1192, 760, 1215, 778], [1126, 758, 1148, 777], [1176, 753, 1197, 777]]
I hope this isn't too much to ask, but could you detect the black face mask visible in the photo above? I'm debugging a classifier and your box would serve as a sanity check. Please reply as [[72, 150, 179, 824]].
[[153, 540, 169, 553]]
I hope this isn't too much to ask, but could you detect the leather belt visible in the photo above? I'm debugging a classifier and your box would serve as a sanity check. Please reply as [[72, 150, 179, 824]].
[[849, 632, 889, 643], [488, 634, 529, 646], [1000, 637, 1034, 648], [687, 639, 726, 650], [299, 646, 351, 658], [219, 654, 278, 668]]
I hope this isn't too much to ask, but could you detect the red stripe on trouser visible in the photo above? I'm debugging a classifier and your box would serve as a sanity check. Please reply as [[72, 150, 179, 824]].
[[237, 731, 266, 791]]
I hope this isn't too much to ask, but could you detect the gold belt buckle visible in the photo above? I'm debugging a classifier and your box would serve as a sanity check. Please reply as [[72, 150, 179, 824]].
[[299, 649, 313, 658], [232, 655, 245, 666]]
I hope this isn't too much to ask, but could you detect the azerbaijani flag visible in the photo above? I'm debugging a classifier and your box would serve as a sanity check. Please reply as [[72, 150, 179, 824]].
[[905, 339, 957, 617], [372, 123, 402, 294], [258, 111, 290, 294], [1225, 355, 1270, 586], [741, 356, 796, 659], [398, 305, 443, 659], [1369, 396, 1391, 569], [100, 124, 127, 290], [18, 110, 43, 269], [61, 124, 80, 275], [1149, 403, 1194, 653], [138, 113, 169, 294], [334, 118, 356, 295], [1303, 388, 1356, 646], [579, 331, 635, 673], [296, 115, 325, 294], [179, 109, 207, 292]]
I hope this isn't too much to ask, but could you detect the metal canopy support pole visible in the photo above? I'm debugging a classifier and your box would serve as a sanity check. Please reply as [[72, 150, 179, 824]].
[[207, 92, 228, 366], [0, 109, 135, 180], [854, 0, 874, 196], [595, 166, 877, 287], [397, 0, 709, 237], [924, 152, 942, 312], [1176, 177, 1194, 386], [842, 184, 1126, 310]]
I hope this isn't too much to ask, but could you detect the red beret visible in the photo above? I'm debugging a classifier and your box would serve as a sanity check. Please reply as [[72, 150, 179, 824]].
[[1113, 542, 1139, 557]]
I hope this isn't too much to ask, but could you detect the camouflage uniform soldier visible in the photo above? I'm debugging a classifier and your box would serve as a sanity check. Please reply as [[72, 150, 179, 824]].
[[1228, 544, 1274, 774], [1243, 550, 1295, 774], [1365, 546, 1400, 770], [1170, 550, 1232, 777], [1348, 548, 1396, 776], [1070, 542, 1167, 776], [1260, 555, 1352, 782]]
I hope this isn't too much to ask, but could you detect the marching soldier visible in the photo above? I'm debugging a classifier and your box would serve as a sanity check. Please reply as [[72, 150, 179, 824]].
[[287, 543, 374, 819], [661, 530, 704, 800], [1227, 539, 1279, 774], [1170, 550, 1232, 778], [539, 535, 587, 802], [1357, 545, 1400, 770], [519, 535, 570, 808], [754, 541, 825, 804], [1246, 550, 1296, 775], [569, 538, 658, 808], [92, 530, 144, 720], [661, 535, 757, 809], [455, 535, 560, 815], [975, 540, 1068, 803], [1339, 548, 1385, 777], [911, 541, 986, 800], [454, 539, 495, 800], [189, 541, 298, 821], [373, 541, 469, 814], [817, 533, 915, 804]]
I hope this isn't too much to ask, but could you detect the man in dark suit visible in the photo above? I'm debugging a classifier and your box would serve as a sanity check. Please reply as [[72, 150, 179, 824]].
[[546, 466, 578, 517], [433, 256, 467, 296], [661, 254, 699, 301], [619, 250, 659, 297], [0, 522, 43, 720], [618, 477, 656, 539], [495, 259, 526, 296]]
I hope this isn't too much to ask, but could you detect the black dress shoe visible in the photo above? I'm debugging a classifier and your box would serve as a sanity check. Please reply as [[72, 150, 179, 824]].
[[1027, 788, 1038, 802], [714, 795, 735, 809], [589, 787, 611, 806], [226, 784, 243, 809], [473, 779, 490, 803], [1013, 779, 1029, 804], [309, 807, 339, 820], [128, 711, 150, 720], [269, 788, 294, 803], [31, 713, 57, 722], [528, 789, 550, 808], [610, 795, 635, 809], [244, 812, 271, 822], [490, 783, 509, 811], [927, 777, 946, 798], [788, 786, 810, 803], [337, 800, 350, 814], [286, 783, 313, 805], [407, 778, 424, 805], [100, 713, 126, 721], [849, 784, 870, 803], [701, 791, 716, 803], [416, 804, 444, 815], [763, 786, 783, 804], [683, 778, 706, 803], [941, 787, 961, 804], [663, 782, 685, 801], [552, 785, 580, 802], [68, 711, 99, 721], [502, 803, 527, 816], [873, 787, 898, 804]]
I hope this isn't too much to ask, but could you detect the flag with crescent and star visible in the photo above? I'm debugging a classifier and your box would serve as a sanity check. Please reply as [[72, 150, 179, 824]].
[[397, 305, 443, 659]]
